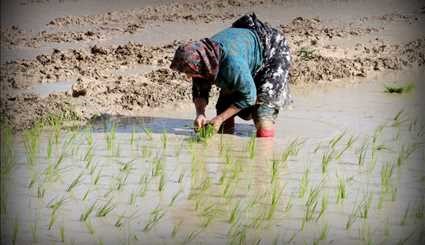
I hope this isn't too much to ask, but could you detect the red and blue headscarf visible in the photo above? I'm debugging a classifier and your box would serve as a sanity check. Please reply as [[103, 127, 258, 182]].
[[170, 38, 221, 81]]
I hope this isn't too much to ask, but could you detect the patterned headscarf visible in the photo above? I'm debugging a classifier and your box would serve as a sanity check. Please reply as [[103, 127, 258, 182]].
[[170, 38, 221, 81]]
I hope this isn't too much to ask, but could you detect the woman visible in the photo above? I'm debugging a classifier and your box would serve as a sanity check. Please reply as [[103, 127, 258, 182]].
[[170, 13, 291, 137]]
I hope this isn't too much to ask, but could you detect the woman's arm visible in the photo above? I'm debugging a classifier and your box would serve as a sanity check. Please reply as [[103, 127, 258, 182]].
[[209, 104, 241, 131]]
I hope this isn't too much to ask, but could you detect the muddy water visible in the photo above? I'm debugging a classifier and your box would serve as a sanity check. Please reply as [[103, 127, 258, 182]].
[[1, 69, 424, 245]]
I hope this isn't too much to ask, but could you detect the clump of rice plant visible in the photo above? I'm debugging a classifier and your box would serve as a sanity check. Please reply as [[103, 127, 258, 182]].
[[247, 133, 256, 159], [267, 183, 285, 220], [143, 126, 153, 140], [298, 168, 310, 198], [336, 176, 347, 204], [80, 201, 97, 222], [161, 129, 168, 149], [96, 198, 114, 217], [66, 171, 84, 192], [321, 150, 333, 174], [196, 124, 215, 142], [329, 131, 346, 149], [171, 220, 183, 238], [105, 123, 116, 152], [143, 206, 166, 232], [23, 123, 42, 166], [334, 135, 357, 160], [384, 83, 415, 94], [281, 138, 305, 162], [316, 193, 328, 221]]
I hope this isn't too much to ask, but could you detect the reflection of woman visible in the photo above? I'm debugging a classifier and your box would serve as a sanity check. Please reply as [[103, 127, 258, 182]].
[[170, 13, 292, 137]]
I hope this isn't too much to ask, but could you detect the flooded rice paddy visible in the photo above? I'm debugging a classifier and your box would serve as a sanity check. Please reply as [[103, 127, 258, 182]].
[[1, 70, 424, 245]]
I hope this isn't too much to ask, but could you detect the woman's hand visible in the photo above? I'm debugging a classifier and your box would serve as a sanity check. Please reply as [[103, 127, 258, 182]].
[[208, 115, 225, 132], [194, 114, 208, 131]]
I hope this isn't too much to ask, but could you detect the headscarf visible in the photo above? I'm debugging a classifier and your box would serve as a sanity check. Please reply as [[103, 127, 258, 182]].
[[170, 38, 221, 81]]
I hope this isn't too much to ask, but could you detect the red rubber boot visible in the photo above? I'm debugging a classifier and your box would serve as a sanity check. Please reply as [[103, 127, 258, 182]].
[[256, 128, 275, 137]]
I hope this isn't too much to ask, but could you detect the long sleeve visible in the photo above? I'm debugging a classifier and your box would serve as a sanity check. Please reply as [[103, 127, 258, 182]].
[[192, 77, 212, 104]]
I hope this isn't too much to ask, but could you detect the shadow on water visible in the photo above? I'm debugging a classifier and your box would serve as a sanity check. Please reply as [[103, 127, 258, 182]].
[[89, 114, 255, 137]]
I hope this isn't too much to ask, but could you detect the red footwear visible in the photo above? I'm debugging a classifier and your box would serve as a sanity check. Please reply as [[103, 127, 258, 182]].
[[256, 128, 275, 137]]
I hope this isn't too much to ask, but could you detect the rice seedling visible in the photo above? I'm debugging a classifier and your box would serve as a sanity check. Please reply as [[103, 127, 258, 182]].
[[319, 223, 328, 241], [336, 176, 346, 204], [161, 129, 168, 149], [321, 150, 333, 174], [182, 229, 202, 245], [85, 219, 95, 235], [106, 123, 116, 152], [358, 193, 373, 219], [302, 182, 323, 228], [129, 191, 137, 205], [415, 200, 424, 219], [92, 168, 102, 185], [158, 173, 166, 192], [287, 230, 298, 244], [37, 184, 45, 199], [80, 201, 97, 222], [130, 126, 136, 146], [357, 141, 368, 167], [115, 213, 125, 228], [169, 189, 183, 206], [267, 183, 285, 220], [346, 204, 359, 230], [82, 189, 90, 201], [143, 206, 166, 232], [329, 131, 346, 149], [298, 168, 310, 198], [228, 224, 248, 245], [96, 198, 115, 217], [196, 124, 215, 142], [115, 171, 129, 191], [283, 196, 293, 213], [23, 124, 42, 166], [48, 212, 57, 230], [60, 225, 65, 242], [247, 133, 256, 159], [171, 220, 183, 238], [334, 135, 357, 160], [281, 137, 305, 162], [138, 174, 149, 197], [48, 196, 66, 216], [143, 126, 153, 140], [316, 193, 328, 222], [152, 155, 164, 177], [358, 222, 373, 245], [30, 222, 38, 243], [66, 171, 84, 192], [397, 143, 420, 167], [228, 201, 241, 224], [12, 217, 19, 245], [46, 135, 53, 160], [400, 203, 410, 226], [384, 83, 415, 94], [380, 162, 393, 193]]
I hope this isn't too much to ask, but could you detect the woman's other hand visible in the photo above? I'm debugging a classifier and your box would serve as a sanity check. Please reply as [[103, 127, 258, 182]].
[[194, 114, 208, 131], [208, 115, 224, 132]]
